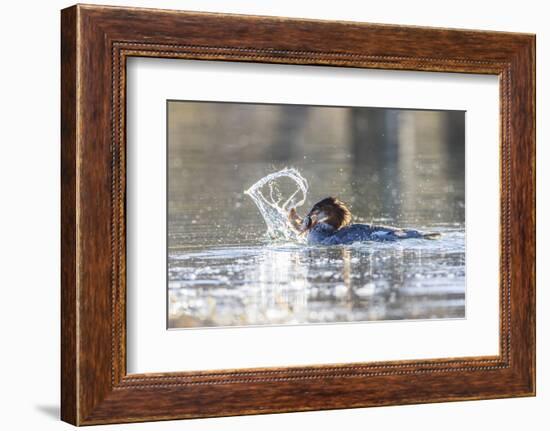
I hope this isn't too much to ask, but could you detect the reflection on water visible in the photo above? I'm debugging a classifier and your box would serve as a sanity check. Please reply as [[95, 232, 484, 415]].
[[168, 101, 465, 329], [169, 235, 465, 328]]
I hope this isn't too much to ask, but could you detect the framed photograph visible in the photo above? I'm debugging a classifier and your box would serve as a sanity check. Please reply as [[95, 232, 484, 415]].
[[61, 4, 535, 425]]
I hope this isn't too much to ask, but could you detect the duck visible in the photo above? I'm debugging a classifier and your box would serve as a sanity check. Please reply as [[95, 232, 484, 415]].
[[288, 197, 440, 245]]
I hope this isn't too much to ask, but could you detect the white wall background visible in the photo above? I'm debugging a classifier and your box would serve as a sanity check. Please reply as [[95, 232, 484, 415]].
[[0, 0, 546, 429]]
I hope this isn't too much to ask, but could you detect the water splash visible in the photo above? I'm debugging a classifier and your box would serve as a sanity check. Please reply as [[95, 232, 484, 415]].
[[244, 168, 308, 241]]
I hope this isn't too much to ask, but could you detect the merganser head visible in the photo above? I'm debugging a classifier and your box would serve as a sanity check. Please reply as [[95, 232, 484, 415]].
[[303, 197, 352, 231]]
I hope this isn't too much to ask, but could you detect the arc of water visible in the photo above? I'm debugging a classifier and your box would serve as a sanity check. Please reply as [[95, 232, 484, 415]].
[[244, 168, 309, 241]]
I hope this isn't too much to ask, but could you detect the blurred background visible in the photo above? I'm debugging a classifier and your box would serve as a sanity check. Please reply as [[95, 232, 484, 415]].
[[168, 101, 465, 328]]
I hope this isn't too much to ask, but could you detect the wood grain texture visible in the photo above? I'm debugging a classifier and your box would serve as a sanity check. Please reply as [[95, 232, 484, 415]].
[[60, 5, 78, 425], [60, 4, 536, 425]]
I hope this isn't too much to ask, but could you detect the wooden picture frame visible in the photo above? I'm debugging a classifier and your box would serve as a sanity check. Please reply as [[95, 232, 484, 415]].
[[61, 4, 535, 425]]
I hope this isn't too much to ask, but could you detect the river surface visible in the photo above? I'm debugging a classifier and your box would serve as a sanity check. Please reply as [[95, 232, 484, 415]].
[[167, 102, 465, 329]]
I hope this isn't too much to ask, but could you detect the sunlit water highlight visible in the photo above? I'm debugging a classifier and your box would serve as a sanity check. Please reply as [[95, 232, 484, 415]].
[[244, 168, 308, 241]]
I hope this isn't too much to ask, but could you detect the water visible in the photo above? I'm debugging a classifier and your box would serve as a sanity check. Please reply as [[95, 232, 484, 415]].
[[244, 168, 308, 242], [167, 102, 465, 329], [169, 231, 465, 328], [168, 165, 465, 329]]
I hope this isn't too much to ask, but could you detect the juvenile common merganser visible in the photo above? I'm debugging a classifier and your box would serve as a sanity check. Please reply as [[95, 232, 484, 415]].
[[288, 197, 440, 245]]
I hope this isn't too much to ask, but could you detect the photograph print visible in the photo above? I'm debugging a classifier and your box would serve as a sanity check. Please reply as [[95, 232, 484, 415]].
[[167, 100, 465, 329]]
